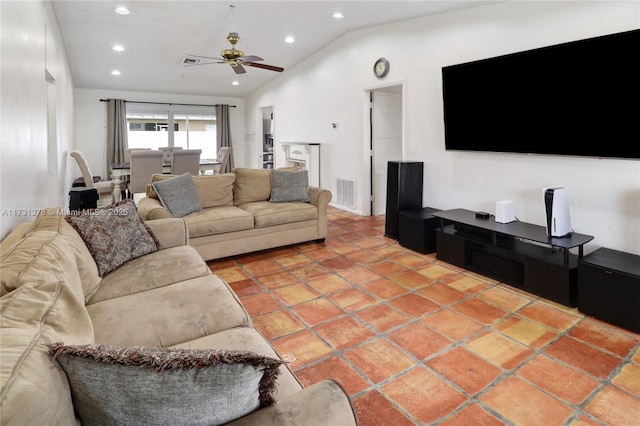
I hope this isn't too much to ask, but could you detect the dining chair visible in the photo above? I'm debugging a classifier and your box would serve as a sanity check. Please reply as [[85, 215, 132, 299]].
[[158, 146, 183, 163], [129, 150, 164, 199], [70, 150, 115, 206], [125, 148, 151, 163], [171, 149, 202, 175], [213, 147, 232, 174]]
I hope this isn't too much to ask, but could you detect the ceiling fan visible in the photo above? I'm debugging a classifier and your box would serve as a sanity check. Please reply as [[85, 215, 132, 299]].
[[184, 31, 284, 75]]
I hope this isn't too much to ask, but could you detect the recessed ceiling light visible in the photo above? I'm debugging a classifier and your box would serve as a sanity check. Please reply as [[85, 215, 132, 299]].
[[332, 12, 344, 19], [284, 36, 295, 44], [231, 81, 239, 86], [111, 70, 121, 76], [114, 6, 130, 15], [112, 45, 125, 52]]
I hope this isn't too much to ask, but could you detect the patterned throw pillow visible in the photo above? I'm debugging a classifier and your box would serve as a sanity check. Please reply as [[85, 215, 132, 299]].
[[270, 169, 310, 203], [151, 172, 202, 218], [50, 343, 283, 426], [65, 199, 158, 277]]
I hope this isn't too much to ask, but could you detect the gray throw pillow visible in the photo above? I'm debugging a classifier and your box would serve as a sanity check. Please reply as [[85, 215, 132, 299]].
[[65, 199, 158, 277], [50, 343, 283, 426], [270, 169, 310, 202], [152, 172, 202, 218]]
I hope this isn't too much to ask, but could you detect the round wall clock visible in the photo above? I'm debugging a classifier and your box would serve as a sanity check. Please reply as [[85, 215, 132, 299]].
[[373, 58, 390, 79]]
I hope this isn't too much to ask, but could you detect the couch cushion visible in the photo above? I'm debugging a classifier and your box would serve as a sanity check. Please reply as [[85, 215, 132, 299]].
[[1, 280, 93, 345], [0, 222, 33, 253], [152, 172, 202, 218], [149, 173, 235, 209], [50, 343, 283, 426], [33, 211, 103, 300], [65, 199, 159, 277], [88, 245, 211, 304], [234, 168, 272, 205], [184, 206, 255, 238], [1, 230, 89, 305], [270, 170, 309, 203], [239, 201, 318, 228], [0, 328, 77, 425], [0, 210, 102, 302], [87, 275, 251, 347]]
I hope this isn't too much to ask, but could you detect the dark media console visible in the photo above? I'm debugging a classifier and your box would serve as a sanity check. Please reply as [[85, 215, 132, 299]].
[[432, 209, 594, 307]]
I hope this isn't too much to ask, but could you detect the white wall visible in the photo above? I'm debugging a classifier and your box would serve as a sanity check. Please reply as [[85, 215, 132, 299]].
[[1, 0, 76, 239], [74, 89, 246, 180], [245, 1, 640, 255]]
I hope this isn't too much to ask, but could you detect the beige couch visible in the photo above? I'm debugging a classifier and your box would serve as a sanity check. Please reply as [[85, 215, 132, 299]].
[[0, 210, 357, 425], [136, 168, 332, 261]]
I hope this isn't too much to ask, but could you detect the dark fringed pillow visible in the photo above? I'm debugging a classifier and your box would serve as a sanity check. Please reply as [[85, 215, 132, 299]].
[[65, 199, 158, 277], [50, 343, 283, 426]]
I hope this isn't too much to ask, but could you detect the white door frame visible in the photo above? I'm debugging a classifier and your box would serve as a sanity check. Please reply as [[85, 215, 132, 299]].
[[362, 81, 406, 216]]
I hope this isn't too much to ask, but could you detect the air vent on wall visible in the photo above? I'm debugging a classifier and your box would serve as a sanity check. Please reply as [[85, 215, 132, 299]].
[[181, 57, 201, 65], [337, 178, 356, 210]]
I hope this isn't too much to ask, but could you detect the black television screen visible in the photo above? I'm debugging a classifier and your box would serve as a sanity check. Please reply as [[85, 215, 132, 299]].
[[442, 29, 640, 159]]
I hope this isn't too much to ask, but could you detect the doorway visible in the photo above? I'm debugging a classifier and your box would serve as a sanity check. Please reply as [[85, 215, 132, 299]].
[[368, 85, 403, 216], [258, 105, 274, 169]]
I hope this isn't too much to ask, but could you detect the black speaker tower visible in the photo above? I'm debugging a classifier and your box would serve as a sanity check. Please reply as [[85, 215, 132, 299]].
[[385, 161, 423, 239]]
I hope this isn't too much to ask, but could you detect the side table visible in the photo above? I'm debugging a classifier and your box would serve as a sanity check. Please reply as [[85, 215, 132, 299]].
[[578, 247, 640, 333], [398, 207, 441, 254]]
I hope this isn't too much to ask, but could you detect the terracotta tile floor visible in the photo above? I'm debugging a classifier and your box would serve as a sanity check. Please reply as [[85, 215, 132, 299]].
[[208, 207, 640, 425]]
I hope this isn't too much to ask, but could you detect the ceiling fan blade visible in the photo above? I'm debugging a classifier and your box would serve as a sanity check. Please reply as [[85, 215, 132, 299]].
[[243, 62, 285, 72], [240, 55, 263, 62], [184, 61, 226, 67], [186, 53, 223, 61], [232, 64, 247, 74]]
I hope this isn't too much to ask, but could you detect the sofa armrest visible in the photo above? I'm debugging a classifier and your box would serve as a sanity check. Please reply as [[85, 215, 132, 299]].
[[137, 197, 173, 221], [144, 218, 189, 249], [309, 186, 332, 208], [226, 380, 357, 426], [309, 187, 332, 239]]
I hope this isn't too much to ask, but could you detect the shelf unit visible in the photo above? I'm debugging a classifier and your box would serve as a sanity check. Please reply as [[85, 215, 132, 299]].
[[432, 209, 594, 307]]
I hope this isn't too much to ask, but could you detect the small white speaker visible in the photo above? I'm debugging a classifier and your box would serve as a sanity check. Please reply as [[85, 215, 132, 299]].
[[495, 200, 515, 223]]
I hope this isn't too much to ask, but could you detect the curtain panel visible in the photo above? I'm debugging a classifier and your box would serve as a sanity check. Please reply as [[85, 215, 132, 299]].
[[216, 104, 234, 173], [106, 99, 128, 173]]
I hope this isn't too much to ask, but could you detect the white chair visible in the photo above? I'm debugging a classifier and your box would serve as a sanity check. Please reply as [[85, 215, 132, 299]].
[[171, 149, 201, 175], [125, 148, 151, 163], [70, 150, 115, 206], [129, 150, 164, 200], [158, 146, 183, 163], [213, 147, 232, 174]]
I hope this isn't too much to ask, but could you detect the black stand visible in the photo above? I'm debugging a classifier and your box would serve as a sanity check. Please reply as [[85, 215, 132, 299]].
[[432, 209, 594, 307], [69, 188, 99, 211]]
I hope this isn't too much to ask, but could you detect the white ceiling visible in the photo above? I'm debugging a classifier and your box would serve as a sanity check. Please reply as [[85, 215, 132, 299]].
[[52, 1, 497, 97]]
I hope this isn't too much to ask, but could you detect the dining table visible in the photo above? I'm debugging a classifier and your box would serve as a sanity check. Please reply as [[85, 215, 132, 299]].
[[110, 159, 220, 202]]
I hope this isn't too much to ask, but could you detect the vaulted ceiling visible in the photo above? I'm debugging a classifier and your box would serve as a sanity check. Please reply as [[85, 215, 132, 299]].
[[52, 1, 497, 97]]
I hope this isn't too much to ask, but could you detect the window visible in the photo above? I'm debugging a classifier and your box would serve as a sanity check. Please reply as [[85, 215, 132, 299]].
[[126, 103, 217, 160]]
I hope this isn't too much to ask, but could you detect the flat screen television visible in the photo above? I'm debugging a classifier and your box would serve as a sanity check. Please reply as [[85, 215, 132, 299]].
[[441, 29, 640, 159]]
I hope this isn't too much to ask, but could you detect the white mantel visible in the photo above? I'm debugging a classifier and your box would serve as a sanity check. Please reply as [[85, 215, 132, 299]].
[[280, 142, 320, 187]]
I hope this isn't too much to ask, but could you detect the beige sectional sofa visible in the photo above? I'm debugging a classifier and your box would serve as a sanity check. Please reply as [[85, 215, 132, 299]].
[[137, 168, 332, 261], [0, 208, 357, 425]]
